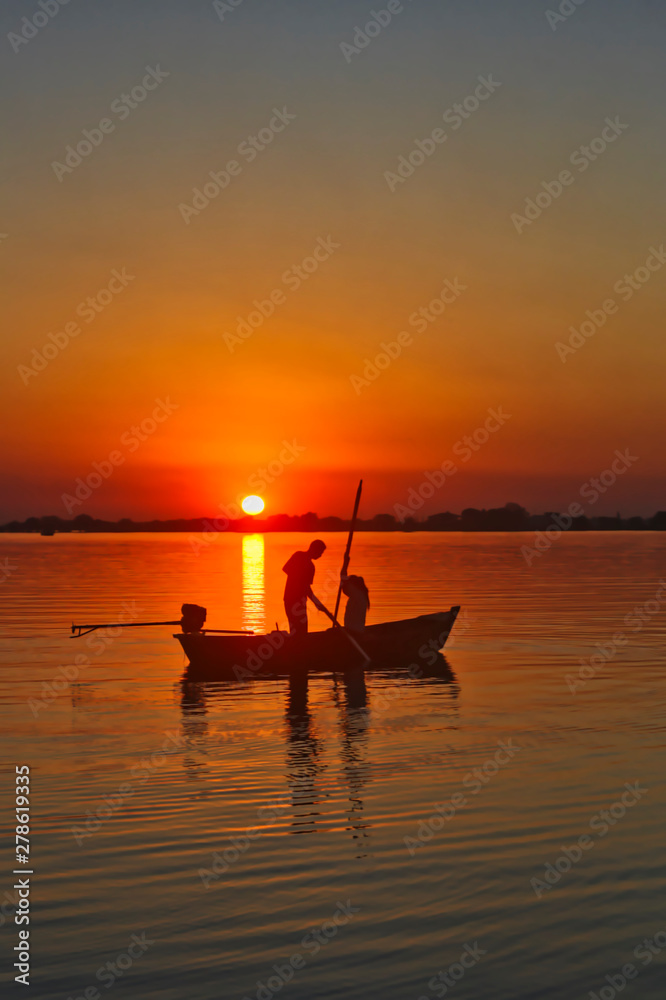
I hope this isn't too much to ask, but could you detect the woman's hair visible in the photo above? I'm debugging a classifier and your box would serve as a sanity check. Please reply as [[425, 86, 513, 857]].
[[342, 575, 370, 608]]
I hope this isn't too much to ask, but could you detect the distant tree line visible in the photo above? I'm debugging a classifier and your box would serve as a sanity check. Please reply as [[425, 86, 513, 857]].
[[2, 503, 666, 534]]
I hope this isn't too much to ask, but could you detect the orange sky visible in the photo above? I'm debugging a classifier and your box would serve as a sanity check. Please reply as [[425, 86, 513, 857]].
[[2, 0, 665, 520]]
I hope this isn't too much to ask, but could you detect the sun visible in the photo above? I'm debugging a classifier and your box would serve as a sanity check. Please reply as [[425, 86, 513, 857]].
[[241, 495, 265, 515]]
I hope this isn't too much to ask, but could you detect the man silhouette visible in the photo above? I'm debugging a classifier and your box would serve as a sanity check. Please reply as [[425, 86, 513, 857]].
[[282, 540, 327, 636]]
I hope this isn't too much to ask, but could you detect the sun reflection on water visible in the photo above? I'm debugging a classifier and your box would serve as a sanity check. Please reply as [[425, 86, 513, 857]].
[[242, 533, 265, 633]]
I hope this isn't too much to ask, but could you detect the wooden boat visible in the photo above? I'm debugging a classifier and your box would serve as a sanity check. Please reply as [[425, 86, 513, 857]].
[[70, 486, 461, 681], [175, 606, 460, 678]]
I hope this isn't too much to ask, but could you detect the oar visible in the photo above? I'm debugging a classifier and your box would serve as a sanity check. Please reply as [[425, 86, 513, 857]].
[[332, 478, 363, 627], [71, 603, 255, 638], [316, 600, 370, 664], [71, 620, 254, 638]]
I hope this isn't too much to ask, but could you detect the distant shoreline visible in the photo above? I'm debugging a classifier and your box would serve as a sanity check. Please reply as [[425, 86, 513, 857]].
[[3, 528, 666, 535], [2, 503, 665, 535]]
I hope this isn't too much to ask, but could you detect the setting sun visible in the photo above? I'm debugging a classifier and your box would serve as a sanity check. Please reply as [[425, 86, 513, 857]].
[[241, 495, 265, 515]]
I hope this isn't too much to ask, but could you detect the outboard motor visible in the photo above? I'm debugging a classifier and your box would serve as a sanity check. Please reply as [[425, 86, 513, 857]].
[[180, 604, 207, 633]]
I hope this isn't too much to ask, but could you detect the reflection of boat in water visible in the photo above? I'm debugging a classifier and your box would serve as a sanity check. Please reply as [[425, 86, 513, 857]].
[[183, 650, 456, 688], [176, 607, 460, 678], [178, 656, 458, 844]]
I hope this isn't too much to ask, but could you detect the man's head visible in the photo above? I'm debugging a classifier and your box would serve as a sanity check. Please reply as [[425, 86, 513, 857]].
[[308, 539, 326, 559]]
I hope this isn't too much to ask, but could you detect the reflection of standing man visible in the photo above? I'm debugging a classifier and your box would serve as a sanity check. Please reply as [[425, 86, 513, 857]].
[[283, 540, 327, 635]]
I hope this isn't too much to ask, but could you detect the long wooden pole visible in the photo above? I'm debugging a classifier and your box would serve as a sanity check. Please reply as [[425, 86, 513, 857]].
[[332, 479, 363, 627], [70, 621, 254, 637]]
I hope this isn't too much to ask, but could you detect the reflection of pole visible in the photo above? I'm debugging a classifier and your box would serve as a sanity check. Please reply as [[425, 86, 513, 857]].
[[242, 534, 265, 633], [334, 671, 371, 846], [333, 479, 363, 627]]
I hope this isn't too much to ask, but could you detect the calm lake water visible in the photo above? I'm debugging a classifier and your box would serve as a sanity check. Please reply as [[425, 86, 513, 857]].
[[1, 531, 665, 1000]]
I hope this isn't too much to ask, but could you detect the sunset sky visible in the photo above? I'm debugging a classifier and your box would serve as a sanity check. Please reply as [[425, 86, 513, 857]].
[[2, 0, 665, 520]]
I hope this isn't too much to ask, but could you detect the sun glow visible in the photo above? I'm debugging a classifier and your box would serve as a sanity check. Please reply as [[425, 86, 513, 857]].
[[241, 495, 265, 515]]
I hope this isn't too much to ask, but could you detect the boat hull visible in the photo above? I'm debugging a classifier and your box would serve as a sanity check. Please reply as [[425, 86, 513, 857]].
[[175, 607, 460, 678]]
